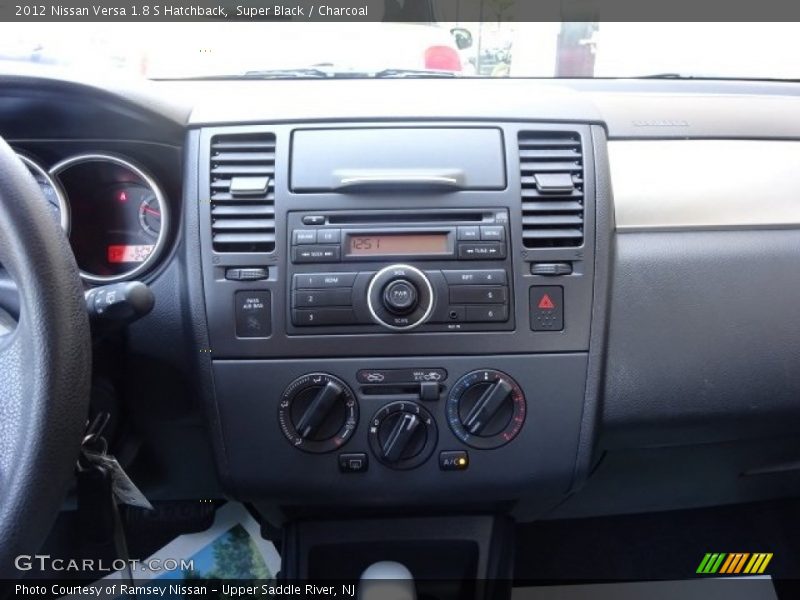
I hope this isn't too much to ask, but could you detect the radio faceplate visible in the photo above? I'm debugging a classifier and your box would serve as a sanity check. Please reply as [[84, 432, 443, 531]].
[[287, 210, 514, 334]]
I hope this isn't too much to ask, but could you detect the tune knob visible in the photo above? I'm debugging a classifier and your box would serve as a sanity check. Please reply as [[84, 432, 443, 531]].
[[278, 373, 358, 453], [447, 370, 526, 449], [368, 401, 437, 469], [367, 264, 434, 331]]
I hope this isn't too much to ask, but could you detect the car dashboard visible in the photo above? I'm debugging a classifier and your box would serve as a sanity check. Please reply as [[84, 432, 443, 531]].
[[2, 74, 800, 529]]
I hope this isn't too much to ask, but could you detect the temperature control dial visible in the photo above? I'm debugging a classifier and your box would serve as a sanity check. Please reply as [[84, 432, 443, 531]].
[[368, 401, 438, 469], [278, 373, 358, 453], [447, 370, 526, 449]]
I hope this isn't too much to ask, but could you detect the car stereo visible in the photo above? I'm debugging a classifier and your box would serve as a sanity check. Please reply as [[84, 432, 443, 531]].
[[287, 209, 513, 333]]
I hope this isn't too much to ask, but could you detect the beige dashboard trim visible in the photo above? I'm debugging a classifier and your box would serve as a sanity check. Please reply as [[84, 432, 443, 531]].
[[610, 140, 800, 231]]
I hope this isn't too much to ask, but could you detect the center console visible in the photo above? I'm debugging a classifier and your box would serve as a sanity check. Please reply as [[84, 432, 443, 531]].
[[190, 122, 603, 514]]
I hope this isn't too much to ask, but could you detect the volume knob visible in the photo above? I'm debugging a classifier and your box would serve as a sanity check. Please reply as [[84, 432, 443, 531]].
[[367, 264, 434, 331], [383, 279, 418, 314]]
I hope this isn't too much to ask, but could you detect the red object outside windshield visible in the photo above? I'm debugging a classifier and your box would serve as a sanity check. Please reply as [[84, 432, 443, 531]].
[[424, 46, 462, 72]]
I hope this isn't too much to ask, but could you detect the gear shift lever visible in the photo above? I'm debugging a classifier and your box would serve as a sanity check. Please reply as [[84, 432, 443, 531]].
[[358, 561, 416, 600]]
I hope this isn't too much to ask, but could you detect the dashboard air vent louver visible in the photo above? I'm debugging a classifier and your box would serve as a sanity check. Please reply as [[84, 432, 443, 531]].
[[210, 133, 276, 252], [518, 131, 584, 248]]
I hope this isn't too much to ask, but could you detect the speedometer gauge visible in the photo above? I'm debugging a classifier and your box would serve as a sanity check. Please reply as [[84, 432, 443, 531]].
[[51, 154, 169, 284]]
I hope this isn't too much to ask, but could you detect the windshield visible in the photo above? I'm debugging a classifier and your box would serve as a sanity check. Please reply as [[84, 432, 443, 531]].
[[2, 20, 800, 80]]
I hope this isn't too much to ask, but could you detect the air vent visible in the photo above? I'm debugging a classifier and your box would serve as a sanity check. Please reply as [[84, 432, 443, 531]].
[[518, 131, 584, 248], [210, 133, 276, 252]]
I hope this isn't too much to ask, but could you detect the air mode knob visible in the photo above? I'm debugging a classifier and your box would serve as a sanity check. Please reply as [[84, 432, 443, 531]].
[[367, 264, 434, 331], [368, 401, 438, 469], [278, 373, 358, 453]]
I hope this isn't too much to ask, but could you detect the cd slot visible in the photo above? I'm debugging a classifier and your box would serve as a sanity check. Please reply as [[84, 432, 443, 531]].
[[328, 212, 484, 225]]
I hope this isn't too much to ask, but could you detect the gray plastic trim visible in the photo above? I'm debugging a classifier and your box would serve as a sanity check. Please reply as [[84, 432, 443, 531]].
[[610, 140, 800, 231]]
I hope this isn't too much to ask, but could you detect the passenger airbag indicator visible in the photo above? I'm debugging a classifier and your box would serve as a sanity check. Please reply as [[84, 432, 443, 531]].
[[235, 291, 271, 338]]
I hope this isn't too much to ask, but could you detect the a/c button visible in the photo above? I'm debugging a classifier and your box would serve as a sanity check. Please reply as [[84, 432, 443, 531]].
[[439, 450, 469, 471]]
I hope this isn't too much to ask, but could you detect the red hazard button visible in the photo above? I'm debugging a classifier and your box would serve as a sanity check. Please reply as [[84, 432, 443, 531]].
[[530, 286, 563, 331], [538, 294, 555, 309]]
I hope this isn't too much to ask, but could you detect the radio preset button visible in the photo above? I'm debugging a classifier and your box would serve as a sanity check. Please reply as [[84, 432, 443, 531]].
[[449, 285, 508, 304], [442, 269, 507, 285], [293, 289, 353, 308], [292, 245, 341, 263], [293, 229, 318, 245], [465, 304, 509, 322], [317, 228, 341, 244], [457, 242, 506, 260], [457, 226, 481, 241], [293, 308, 357, 326], [294, 272, 357, 289]]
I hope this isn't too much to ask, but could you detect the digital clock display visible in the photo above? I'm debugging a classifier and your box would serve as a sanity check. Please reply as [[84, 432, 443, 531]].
[[347, 233, 448, 256]]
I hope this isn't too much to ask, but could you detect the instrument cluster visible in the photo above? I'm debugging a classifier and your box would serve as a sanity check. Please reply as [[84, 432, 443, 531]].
[[17, 152, 170, 283]]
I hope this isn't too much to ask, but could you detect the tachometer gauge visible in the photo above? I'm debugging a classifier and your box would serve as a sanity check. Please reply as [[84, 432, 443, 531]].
[[51, 154, 169, 284], [138, 192, 162, 238], [17, 154, 70, 233]]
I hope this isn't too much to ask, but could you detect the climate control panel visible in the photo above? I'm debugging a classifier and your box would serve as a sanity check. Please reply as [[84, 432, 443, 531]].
[[213, 353, 588, 506], [277, 368, 526, 471]]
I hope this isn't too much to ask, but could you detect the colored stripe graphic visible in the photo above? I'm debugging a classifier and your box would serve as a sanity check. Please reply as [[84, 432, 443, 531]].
[[710, 553, 726, 573], [697, 554, 713, 574], [698, 553, 727, 574], [733, 553, 750, 574], [744, 553, 774, 574], [759, 553, 774, 573], [700, 552, 774, 575], [719, 554, 736, 574]]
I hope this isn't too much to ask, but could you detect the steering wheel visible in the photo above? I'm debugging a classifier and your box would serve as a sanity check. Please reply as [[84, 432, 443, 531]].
[[0, 137, 91, 577]]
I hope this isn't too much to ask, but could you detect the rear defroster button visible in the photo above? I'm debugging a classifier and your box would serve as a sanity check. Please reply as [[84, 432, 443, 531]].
[[339, 453, 368, 473]]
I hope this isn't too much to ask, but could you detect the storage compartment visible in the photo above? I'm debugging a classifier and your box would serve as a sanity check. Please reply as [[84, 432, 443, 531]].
[[281, 515, 514, 600], [290, 127, 506, 192]]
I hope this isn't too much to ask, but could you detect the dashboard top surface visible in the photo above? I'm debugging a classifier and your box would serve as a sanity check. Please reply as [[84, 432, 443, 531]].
[[5, 70, 800, 140]]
